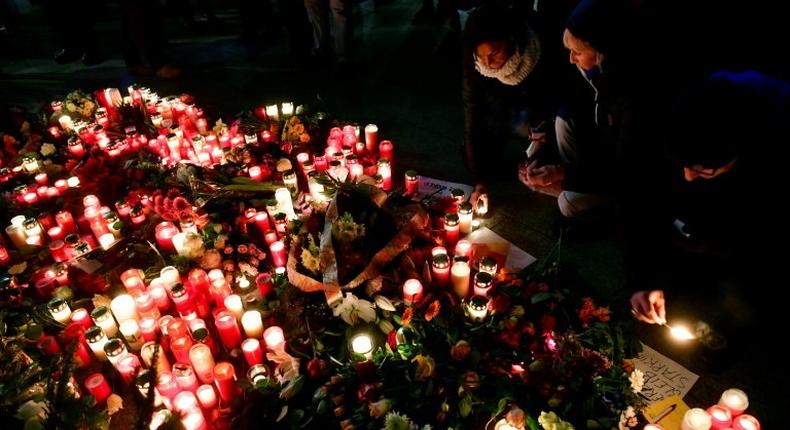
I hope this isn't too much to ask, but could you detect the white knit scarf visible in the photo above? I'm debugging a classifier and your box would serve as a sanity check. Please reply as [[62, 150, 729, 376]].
[[474, 27, 541, 86]]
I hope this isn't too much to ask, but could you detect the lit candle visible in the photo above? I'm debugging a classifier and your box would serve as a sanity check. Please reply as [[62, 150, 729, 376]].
[[241, 310, 264, 338], [707, 405, 733, 430], [141, 341, 171, 374], [732, 415, 760, 430], [451, 261, 470, 298], [402, 279, 423, 306], [405, 170, 418, 195], [377, 158, 391, 191], [99, 233, 116, 250], [265, 105, 279, 121], [215, 311, 243, 349], [196, 384, 218, 410], [91, 306, 118, 337], [190, 343, 216, 384], [455, 239, 474, 260], [224, 295, 244, 320], [174, 363, 200, 393], [479, 256, 498, 276], [34, 172, 48, 185], [379, 140, 394, 162], [364, 124, 378, 153], [48, 297, 72, 323], [85, 326, 108, 360], [70, 308, 93, 328], [120, 319, 144, 351], [160, 265, 181, 289], [274, 188, 297, 220], [681, 408, 712, 430], [350, 333, 374, 360], [47, 226, 65, 242], [103, 338, 128, 366], [263, 326, 285, 351], [254, 211, 271, 233], [281, 102, 294, 117], [67, 176, 80, 188], [84, 373, 112, 404], [270, 240, 287, 267], [349, 163, 364, 180], [157, 372, 181, 408], [458, 203, 473, 234], [139, 317, 158, 341], [55, 211, 77, 234], [111, 294, 139, 324], [171, 335, 194, 364], [246, 364, 269, 385], [155, 222, 178, 252], [249, 165, 263, 181], [444, 213, 460, 248], [5, 225, 27, 249], [213, 362, 238, 403], [241, 338, 264, 366], [0, 246, 10, 265], [431, 253, 451, 287], [466, 295, 489, 322], [173, 390, 200, 413], [149, 284, 171, 311], [719, 389, 749, 416], [59, 115, 74, 130], [283, 169, 298, 196]]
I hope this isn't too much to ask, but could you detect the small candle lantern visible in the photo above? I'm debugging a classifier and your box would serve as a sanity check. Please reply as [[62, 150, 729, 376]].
[[402, 279, 423, 306], [732, 414, 760, 430], [241, 310, 264, 338], [479, 256, 498, 276], [707, 405, 733, 429], [474, 272, 493, 297], [85, 326, 108, 360], [91, 306, 118, 337], [444, 213, 460, 248], [242, 339, 264, 366], [189, 343, 216, 384], [458, 203, 473, 234], [719, 389, 748, 416], [466, 295, 489, 322], [431, 253, 451, 287], [48, 297, 72, 324], [364, 124, 378, 153], [350, 332, 375, 360], [450, 260, 470, 298], [263, 325, 285, 351]]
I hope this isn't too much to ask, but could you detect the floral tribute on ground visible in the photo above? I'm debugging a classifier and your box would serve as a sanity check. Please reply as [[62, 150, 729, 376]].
[[1, 86, 641, 430]]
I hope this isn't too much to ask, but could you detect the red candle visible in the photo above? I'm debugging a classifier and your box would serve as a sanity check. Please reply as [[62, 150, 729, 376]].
[[171, 336, 194, 364], [37, 335, 61, 355], [732, 415, 760, 430], [254, 211, 271, 233], [349, 163, 364, 180], [23, 191, 38, 204], [149, 285, 171, 311], [402, 279, 423, 306], [263, 326, 285, 351], [70, 308, 93, 329], [431, 254, 451, 287], [84, 373, 112, 404], [34, 172, 48, 185], [0, 246, 10, 265], [157, 371, 181, 407], [405, 170, 418, 195], [454, 239, 474, 260], [364, 124, 378, 153], [213, 362, 238, 403], [314, 154, 328, 172], [54, 179, 68, 194], [444, 213, 460, 248], [155, 221, 178, 252], [116, 353, 141, 384], [707, 405, 733, 430], [249, 165, 263, 181], [379, 140, 394, 162], [215, 311, 242, 349], [263, 230, 279, 246], [270, 241, 287, 267], [139, 317, 158, 341], [256, 273, 274, 297], [241, 338, 264, 366], [55, 211, 77, 234], [210, 279, 231, 309]]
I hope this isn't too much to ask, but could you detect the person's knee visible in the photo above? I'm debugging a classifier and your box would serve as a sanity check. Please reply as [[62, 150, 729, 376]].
[[557, 191, 579, 218]]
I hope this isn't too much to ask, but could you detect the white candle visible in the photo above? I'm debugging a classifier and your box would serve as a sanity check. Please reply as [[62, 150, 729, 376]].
[[681, 408, 712, 430], [458, 203, 473, 234], [6, 225, 27, 248], [111, 294, 139, 324], [224, 295, 244, 320], [719, 389, 749, 416], [67, 176, 80, 188], [263, 326, 285, 351], [47, 298, 72, 324], [241, 310, 264, 338], [86, 326, 108, 360], [466, 295, 489, 322], [196, 384, 217, 409], [119, 319, 144, 351], [10, 215, 26, 227], [160, 266, 181, 289], [274, 188, 297, 220], [281, 102, 294, 117], [451, 261, 471, 298], [91, 306, 118, 337], [189, 344, 215, 384], [350, 333, 374, 360], [265, 105, 279, 121], [59, 115, 74, 130], [99, 233, 116, 250]]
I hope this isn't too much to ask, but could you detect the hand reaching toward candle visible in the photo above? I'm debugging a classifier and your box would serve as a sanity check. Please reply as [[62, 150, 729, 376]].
[[470, 184, 488, 210], [630, 290, 667, 325]]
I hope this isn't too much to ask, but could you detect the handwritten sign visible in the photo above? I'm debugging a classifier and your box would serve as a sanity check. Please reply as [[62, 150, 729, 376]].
[[412, 176, 474, 210], [634, 343, 698, 402]]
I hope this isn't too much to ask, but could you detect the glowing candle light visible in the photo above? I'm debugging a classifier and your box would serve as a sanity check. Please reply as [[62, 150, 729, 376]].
[[668, 323, 696, 341], [241, 338, 264, 366], [451, 261, 470, 298], [270, 240, 287, 267], [241, 310, 263, 338], [444, 213, 460, 248], [274, 188, 297, 220], [719, 389, 749, 417], [364, 124, 378, 153], [213, 362, 238, 403], [263, 326, 285, 351], [120, 319, 144, 351], [473, 271, 493, 297], [111, 294, 138, 324], [48, 297, 71, 324], [84, 373, 112, 404], [350, 333, 374, 360], [466, 295, 489, 322], [174, 363, 200, 393], [196, 384, 217, 410], [707, 405, 733, 430], [479, 256, 498, 276], [732, 414, 760, 430], [91, 306, 118, 337], [215, 311, 242, 349], [85, 326, 108, 360], [402, 279, 423, 306], [246, 364, 269, 385], [224, 295, 244, 320], [190, 343, 216, 384], [431, 253, 450, 287], [155, 222, 178, 252], [681, 408, 712, 430]]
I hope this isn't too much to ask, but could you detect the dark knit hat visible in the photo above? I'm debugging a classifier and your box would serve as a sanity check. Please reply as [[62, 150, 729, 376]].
[[565, 0, 627, 55]]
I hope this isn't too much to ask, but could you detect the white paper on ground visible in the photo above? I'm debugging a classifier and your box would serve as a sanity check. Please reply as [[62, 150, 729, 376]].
[[412, 176, 474, 208], [466, 227, 536, 270], [634, 342, 699, 403]]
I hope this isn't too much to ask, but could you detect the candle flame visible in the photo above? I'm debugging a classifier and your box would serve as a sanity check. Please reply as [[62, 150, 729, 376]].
[[668, 324, 696, 340]]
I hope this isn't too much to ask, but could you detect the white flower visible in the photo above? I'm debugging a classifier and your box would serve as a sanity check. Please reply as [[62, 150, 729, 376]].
[[16, 400, 47, 421], [40, 143, 56, 157], [629, 369, 644, 394], [378, 319, 395, 334], [333, 293, 376, 325], [384, 411, 412, 430], [618, 406, 637, 430], [374, 295, 396, 312], [538, 411, 575, 430], [301, 247, 321, 274]]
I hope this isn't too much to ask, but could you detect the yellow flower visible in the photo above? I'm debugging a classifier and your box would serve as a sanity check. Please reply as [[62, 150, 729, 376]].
[[106, 394, 123, 415], [412, 354, 435, 380]]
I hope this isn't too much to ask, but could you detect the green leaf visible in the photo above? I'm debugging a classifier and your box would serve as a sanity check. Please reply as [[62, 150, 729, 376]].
[[277, 405, 289, 422], [316, 399, 329, 415], [526, 415, 540, 430], [288, 409, 305, 425], [459, 395, 473, 418], [531, 292, 553, 304]]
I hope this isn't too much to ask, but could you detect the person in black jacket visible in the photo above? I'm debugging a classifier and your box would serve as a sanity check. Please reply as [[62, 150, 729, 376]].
[[462, 2, 572, 209]]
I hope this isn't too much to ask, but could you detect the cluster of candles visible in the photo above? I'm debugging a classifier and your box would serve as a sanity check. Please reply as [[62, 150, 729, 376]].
[[643, 388, 759, 430], [41, 262, 290, 430]]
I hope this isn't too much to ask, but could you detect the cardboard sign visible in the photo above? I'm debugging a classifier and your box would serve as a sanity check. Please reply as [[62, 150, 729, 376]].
[[643, 395, 690, 429], [634, 343, 699, 403], [412, 176, 474, 210], [467, 227, 536, 270]]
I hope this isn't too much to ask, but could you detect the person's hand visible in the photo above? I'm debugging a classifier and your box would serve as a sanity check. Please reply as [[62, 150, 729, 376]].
[[518, 160, 538, 188], [526, 164, 564, 187], [470, 184, 488, 209], [630, 290, 667, 324], [526, 128, 547, 159]]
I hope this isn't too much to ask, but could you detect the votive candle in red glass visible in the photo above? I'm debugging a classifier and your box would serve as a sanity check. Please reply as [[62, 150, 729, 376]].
[[241, 338, 264, 366], [270, 240, 287, 267], [84, 373, 112, 404], [215, 311, 242, 350], [402, 279, 423, 306], [171, 335, 194, 364], [213, 362, 238, 403], [155, 221, 178, 252]]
